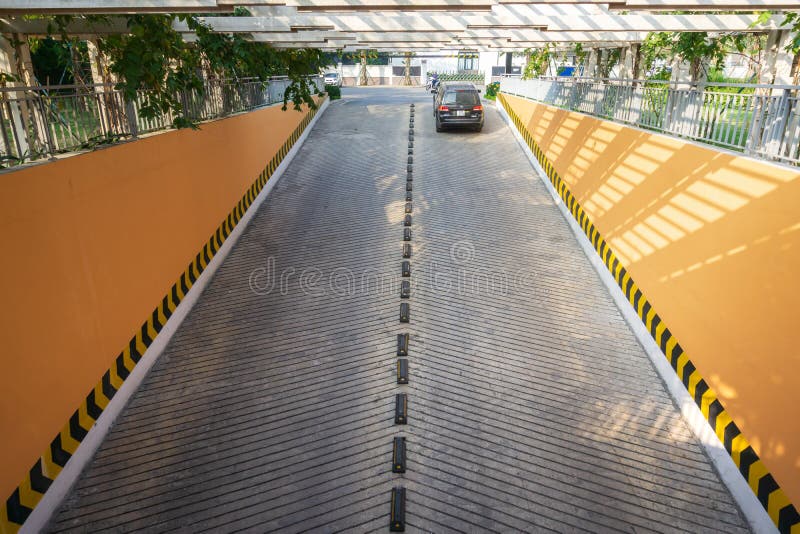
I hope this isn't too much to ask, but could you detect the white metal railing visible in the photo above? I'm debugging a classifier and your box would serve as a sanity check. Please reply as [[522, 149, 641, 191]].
[[500, 76, 800, 166], [0, 75, 323, 169]]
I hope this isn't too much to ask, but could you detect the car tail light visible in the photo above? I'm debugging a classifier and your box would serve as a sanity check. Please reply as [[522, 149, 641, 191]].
[[473, 105, 483, 111], [438, 105, 449, 112]]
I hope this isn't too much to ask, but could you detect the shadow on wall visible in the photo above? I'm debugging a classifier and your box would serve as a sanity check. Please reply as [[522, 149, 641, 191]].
[[513, 97, 800, 508]]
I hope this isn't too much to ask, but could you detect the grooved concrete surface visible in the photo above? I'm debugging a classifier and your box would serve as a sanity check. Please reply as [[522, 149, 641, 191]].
[[50, 88, 749, 533]]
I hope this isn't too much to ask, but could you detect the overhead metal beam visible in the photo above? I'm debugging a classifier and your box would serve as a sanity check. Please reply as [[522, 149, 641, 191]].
[[190, 14, 473, 32], [0, 0, 232, 15], [466, 29, 650, 42], [191, 10, 783, 35], [619, 0, 800, 9], [0, 17, 130, 37]]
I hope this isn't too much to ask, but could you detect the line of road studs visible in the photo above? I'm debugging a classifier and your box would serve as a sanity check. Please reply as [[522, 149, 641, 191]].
[[390, 102, 415, 532]]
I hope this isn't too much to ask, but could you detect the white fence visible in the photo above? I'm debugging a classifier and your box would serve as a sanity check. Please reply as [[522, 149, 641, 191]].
[[501, 76, 800, 166], [0, 76, 323, 168]]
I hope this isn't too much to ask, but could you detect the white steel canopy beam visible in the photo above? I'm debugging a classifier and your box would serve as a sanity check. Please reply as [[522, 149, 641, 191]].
[[190, 11, 784, 35], [465, 29, 650, 42], [619, 0, 800, 9], [0, 0, 231, 14], [322, 30, 650, 42]]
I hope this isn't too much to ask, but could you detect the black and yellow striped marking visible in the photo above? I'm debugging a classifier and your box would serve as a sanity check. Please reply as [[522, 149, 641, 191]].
[[389, 486, 406, 531], [395, 394, 408, 425], [392, 437, 407, 473], [397, 358, 409, 384], [400, 303, 410, 323], [497, 92, 799, 534], [400, 281, 411, 299], [397, 333, 409, 356], [0, 103, 323, 534]]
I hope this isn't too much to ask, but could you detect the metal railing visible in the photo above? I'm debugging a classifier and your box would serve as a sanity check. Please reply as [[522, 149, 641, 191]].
[[500, 76, 800, 166], [0, 75, 323, 169], [430, 71, 485, 84]]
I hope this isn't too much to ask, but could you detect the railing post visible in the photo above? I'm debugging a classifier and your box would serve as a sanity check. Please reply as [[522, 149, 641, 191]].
[[34, 95, 56, 159], [764, 88, 792, 159], [744, 94, 766, 157], [7, 98, 30, 159], [629, 84, 643, 125], [124, 98, 138, 139]]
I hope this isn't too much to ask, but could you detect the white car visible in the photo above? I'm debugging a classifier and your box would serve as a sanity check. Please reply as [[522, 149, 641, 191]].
[[324, 72, 342, 87]]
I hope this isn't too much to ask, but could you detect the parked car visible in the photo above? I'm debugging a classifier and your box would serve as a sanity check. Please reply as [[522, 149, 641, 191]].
[[433, 82, 484, 132], [323, 72, 342, 87]]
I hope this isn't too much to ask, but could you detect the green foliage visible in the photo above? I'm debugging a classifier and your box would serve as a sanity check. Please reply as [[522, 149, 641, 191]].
[[29, 37, 73, 85], [522, 45, 551, 79], [600, 48, 621, 78], [675, 32, 728, 80], [573, 43, 587, 66], [0, 71, 19, 85], [648, 66, 671, 81], [323, 50, 389, 66], [324, 83, 341, 99], [641, 30, 758, 82], [783, 12, 800, 53], [753, 9, 800, 53], [35, 14, 326, 127], [98, 15, 203, 128], [484, 81, 500, 100], [704, 67, 756, 93], [640, 31, 672, 73]]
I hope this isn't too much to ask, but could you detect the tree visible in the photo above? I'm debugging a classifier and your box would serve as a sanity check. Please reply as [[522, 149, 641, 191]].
[[35, 14, 326, 127], [573, 43, 588, 76], [640, 31, 754, 83], [522, 45, 552, 79], [29, 37, 83, 85]]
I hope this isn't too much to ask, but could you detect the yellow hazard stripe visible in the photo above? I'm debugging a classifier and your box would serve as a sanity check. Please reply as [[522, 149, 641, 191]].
[[497, 91, 799, 534], [1, 100, 323, 533]]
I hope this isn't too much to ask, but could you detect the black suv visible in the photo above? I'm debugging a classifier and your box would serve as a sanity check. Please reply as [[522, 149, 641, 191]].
[[433, 82, 484, 132]]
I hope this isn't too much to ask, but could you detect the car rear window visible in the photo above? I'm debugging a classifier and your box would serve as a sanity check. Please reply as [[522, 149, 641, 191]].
[[325, 73, 338, 77], [442, 90, 479, 106]]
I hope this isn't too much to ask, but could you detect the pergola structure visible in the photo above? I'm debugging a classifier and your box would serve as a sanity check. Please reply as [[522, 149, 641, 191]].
[[0, 1, 797, 52]]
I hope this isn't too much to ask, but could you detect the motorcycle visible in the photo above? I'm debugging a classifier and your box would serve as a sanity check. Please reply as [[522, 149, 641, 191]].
[[425, 76, 440, 93]]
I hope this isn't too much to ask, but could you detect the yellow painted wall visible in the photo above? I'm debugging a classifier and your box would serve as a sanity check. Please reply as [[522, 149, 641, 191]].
[[0, 100, 318, 504], [502, 94, 800, 507]]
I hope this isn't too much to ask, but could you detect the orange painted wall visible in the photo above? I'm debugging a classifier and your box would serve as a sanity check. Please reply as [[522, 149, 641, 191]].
[[0, 100, 318, 503], [503, 94, 800, 506]]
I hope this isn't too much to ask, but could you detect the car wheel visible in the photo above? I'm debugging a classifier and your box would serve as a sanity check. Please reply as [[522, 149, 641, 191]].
[[474, 125, 483, 132], [435, 118, 443, 132]]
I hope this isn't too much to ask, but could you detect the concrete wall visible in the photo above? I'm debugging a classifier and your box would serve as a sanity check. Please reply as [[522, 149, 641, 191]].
[[500, 94, 800, 508], [0, 99, 320, 512]]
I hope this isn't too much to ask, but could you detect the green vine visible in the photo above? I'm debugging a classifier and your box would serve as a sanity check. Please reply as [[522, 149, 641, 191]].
[[573, 43, 588, 67], [640, 30, 757, 82], [32, 14, 326, 127], [522, 45, 552, 79]]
